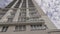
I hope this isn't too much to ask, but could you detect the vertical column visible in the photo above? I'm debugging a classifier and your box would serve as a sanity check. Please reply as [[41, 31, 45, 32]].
[[26, 25, 31, 31], [13, 0, 23, 22], [26, 0, 30, 17], [0, 0, 19, 22], [7, 26, 15, 32], [0, 26, 2, 32]]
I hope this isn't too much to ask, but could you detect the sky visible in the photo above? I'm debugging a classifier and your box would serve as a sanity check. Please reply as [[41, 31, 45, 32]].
[[35, 0, 60, 29], [0, 0, 60, 29], [0, 0, 13, 8]]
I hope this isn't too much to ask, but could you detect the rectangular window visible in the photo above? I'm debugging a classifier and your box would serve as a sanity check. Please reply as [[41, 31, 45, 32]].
[[1, 26, 8, 32], [31, 25, 46, 30], [20, 9, 26, 11], [15, 25, 26, 31], [8, 18, 13, 22], [18, 17, 26, 22]]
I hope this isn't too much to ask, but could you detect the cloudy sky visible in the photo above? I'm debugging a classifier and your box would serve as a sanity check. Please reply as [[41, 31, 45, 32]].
[[0, 0, 60, 29], [35, 0, 60, 29], [0, 0, 13, 8]]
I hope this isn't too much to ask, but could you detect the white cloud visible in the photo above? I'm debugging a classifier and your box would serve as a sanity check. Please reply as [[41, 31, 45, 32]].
[[35, 0, 60, 29]]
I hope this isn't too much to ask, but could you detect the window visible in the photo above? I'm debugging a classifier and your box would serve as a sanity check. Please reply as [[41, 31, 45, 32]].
[[29, 9, 35, 11], [20, 9, 26, 11], [20, 12, 26, 16], [8, 18, 13, 22], [29, 17, 40, 22], [15, 25, 26, 31], [18, 17, 26, 22], [1, 26, 8, 32], [31, 25, 46, 30]]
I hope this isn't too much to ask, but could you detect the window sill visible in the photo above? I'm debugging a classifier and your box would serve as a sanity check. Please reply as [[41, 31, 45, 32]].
[[14, 30, 26, 32]]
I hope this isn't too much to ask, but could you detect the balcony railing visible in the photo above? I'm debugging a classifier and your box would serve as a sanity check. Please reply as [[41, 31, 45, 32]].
[[0, 7, 45, 24]]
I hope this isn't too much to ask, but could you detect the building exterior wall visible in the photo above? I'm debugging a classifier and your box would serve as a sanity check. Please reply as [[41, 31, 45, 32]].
[[0, 0, 60, 34]]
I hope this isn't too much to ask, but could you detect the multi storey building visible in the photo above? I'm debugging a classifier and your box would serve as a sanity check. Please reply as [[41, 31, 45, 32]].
[[0, 0, 60, 34]]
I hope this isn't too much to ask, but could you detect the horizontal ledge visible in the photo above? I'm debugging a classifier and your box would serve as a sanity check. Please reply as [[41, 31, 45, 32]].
[[0, 21, 44, 25]]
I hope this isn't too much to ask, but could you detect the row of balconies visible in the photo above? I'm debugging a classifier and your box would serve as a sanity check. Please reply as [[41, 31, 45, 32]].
[[0, 19, 44, 25], [29, 8, 41, 18], [6, 9, 17, 22], [0, 10, 41, 24], [21, 0, 35, 8], [19, 13, 40, 19], [20, 0, 35, 8], [18, 16, 44, 22], [0, 0, 43, 24], [0, 24, 46, 32], [27, 18, 45, 22], [0, 11, 16, 22], [0, 25, 59, 34], [20, 9, 39, 17]]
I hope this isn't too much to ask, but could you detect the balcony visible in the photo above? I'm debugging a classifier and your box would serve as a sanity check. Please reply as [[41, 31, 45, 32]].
[[7, 15, 15, 18], [31, 25, 47, 30], [20, 9, 26, 11], [27, 18, 45, 22], [29, 12, 41, 18], [18, 18, 26, 22], [7, 18, 13, 22], [20, 13, 26, 16]]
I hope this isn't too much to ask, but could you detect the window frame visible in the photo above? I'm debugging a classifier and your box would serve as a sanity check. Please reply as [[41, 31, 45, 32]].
[[1, 26, 9, 32], [15, 25, 26, 31]]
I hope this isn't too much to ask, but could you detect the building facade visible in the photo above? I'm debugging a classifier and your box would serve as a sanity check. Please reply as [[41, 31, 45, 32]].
[[0, 0, 60, 34]]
